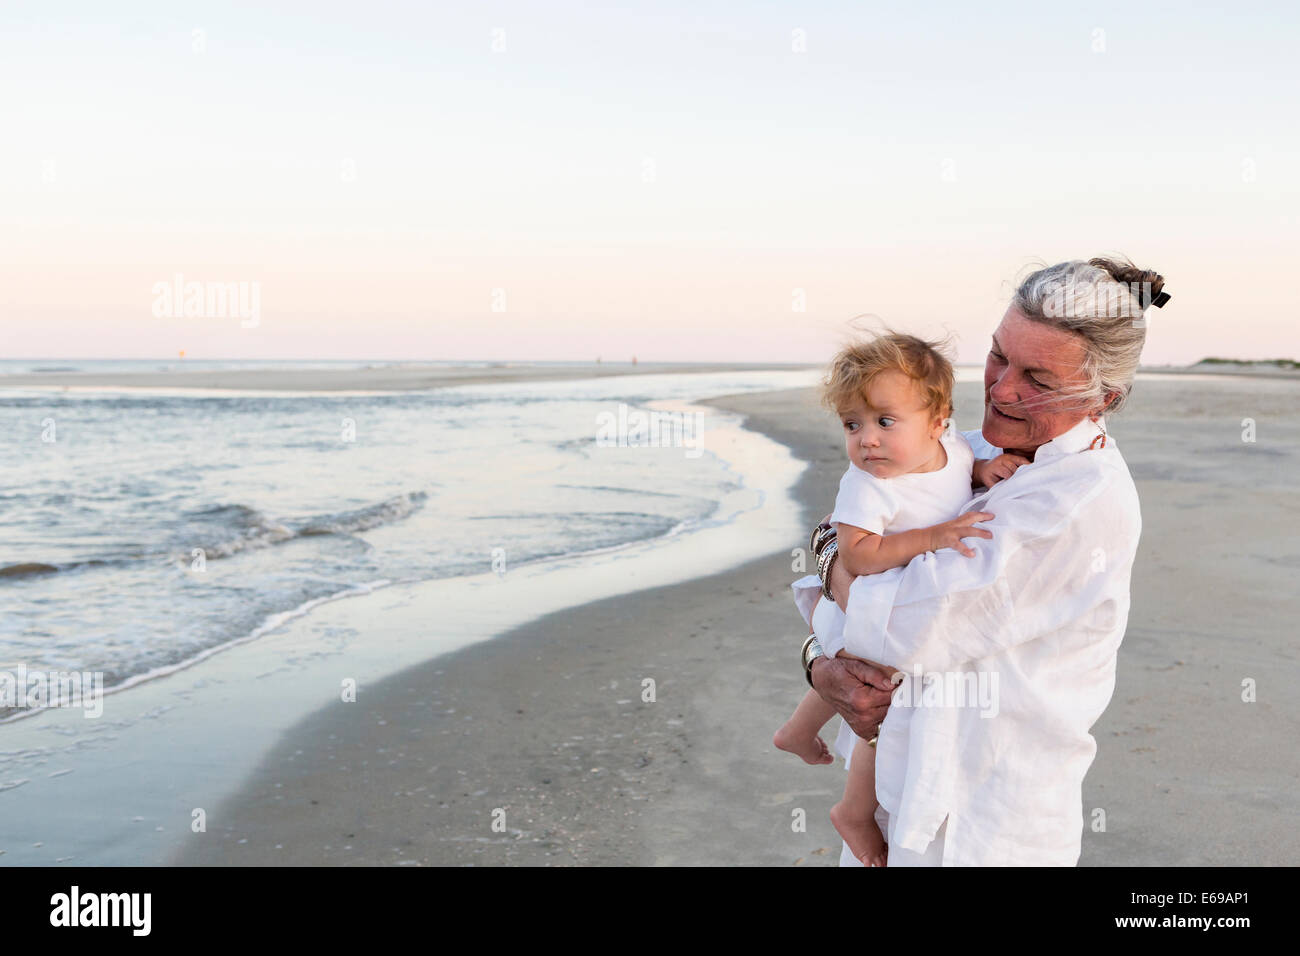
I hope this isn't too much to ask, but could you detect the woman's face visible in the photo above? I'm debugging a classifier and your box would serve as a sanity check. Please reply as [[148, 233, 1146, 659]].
[[982, 307, 1111, 455]]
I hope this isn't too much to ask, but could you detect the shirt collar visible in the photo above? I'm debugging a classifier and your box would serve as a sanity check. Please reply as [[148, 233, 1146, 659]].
[[1031, 415, 1107, 463]]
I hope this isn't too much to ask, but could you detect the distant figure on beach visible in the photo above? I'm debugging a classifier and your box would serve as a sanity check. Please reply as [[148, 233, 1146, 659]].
[[795, 258, 1165, 865], [774, 333, 1027, 865]]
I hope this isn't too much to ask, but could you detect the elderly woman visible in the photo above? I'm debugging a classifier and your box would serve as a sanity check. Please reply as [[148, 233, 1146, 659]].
[[796, 257, 1167, 866]]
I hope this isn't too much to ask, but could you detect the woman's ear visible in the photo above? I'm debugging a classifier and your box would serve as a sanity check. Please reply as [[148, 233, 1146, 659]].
[[1091, 390, 1120, 420]]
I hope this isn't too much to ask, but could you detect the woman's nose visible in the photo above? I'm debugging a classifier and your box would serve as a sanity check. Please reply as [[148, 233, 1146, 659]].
[[989, 372, 1019, 405]]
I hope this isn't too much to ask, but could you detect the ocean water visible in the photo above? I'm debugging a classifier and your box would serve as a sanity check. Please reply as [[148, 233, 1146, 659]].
[[0, 358, 520, 376], [0, 367, 818, 715]]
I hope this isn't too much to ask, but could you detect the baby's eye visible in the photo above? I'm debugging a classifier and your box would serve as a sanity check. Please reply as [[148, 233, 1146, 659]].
[[878, 417, 894, 427], [844, 421, 859, 432]]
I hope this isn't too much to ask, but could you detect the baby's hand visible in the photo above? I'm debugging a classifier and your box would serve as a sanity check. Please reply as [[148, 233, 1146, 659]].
[[927, 512, 995, 558], [974, 453, 1031, 488]]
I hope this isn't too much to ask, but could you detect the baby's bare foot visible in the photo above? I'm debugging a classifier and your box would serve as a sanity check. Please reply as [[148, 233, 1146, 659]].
[[858, 838, 888, 868], [772, 724, 834, 765], [830, 800, 888, 866]]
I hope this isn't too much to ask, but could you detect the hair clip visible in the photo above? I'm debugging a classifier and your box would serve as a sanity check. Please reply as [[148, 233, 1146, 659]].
[[1138, 284, 1170, 309]]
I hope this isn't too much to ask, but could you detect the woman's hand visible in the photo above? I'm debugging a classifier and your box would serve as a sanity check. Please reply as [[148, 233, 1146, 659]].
[[926, 512, 995, 558], [812, 557, 897, 737], [809, 655, 896, 740]]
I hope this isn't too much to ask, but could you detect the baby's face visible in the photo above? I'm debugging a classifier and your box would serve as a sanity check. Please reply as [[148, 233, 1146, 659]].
[[838, 370, 946, 479]]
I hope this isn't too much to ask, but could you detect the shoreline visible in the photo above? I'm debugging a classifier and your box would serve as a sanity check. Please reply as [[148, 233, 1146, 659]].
[[1138, 366, 1300, 382], [171, 373, 1300, 867], [0, 361, 814, 394], [170, 386, 851, 866], [0, 385, 813, 865]]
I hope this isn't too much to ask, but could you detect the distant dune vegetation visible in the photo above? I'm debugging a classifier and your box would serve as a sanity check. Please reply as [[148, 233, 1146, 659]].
[[1192, 357, 1299, 369]]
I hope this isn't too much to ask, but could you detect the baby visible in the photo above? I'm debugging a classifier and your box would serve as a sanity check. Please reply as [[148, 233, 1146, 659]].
[[773, 332, 1027, 866]]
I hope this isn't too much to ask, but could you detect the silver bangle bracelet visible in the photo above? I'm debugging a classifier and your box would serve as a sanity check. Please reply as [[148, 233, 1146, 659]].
[[821, 552, 838, 600], [811, 522, 836, 558], [817, 538, 838, 598], [818, 535, 836, 574]]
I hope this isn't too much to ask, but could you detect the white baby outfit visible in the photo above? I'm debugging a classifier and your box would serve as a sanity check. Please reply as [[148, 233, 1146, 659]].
[[794, 426, 976, 765]]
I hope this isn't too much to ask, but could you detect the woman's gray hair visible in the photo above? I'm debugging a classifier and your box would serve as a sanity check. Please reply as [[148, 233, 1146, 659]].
[[1010, 257, 1166, 416]]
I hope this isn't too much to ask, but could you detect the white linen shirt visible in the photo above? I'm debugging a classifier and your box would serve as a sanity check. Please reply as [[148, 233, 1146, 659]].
[[793, 415, 1142, 865]]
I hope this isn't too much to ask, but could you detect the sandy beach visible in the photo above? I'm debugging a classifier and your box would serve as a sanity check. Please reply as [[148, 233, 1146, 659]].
[[159, 371, 1300, 867]]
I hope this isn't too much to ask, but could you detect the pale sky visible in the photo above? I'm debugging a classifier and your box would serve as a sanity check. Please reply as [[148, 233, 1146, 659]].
[[2, 1, 1295, 365]]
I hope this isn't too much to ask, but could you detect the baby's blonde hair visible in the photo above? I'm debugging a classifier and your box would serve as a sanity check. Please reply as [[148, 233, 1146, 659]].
[[821, 330, 955, 424]]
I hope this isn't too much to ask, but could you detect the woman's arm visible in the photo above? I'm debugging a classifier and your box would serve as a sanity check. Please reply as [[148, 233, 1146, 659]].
[[797, 529, 897, 739], [825, 467, 1135, 675]]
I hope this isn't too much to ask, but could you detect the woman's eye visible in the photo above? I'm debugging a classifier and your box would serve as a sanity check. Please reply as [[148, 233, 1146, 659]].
[[992, 349, 1044, 388]]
